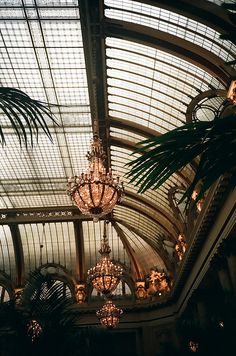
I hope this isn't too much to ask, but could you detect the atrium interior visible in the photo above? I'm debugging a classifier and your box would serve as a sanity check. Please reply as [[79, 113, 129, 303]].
[[0, 1, 236, 355]]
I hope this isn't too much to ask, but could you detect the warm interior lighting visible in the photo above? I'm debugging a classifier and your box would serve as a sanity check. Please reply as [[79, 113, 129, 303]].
[[189, 340, 199, 353], [14, 287, 23, 305], [148, 270, 171, 295], [219, 320, 224, 328], [191, 190, 204, 212], [175, 233, 187, 261], [136, 281, 147, 300], [75, 284, 86, 304], [96, 299, 123, 329], [67, 134, 124, 220], [87, 221, 123, 295], [227, 80, 236, 104], [27, 319, 42, 343]]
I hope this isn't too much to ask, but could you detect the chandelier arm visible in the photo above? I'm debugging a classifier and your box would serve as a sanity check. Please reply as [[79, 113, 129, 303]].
[[88, 181, 96, 207], [108, 188, 117, 205], [75, 189, 87, 207], [98, 183, 106, 207]]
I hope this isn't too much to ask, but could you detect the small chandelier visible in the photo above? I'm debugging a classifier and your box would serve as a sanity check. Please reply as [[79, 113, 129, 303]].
[[67, 134, 123, 220], [96, 299, 123, 329], [87, 221, 123, 295], [27, 319, 42, 343]]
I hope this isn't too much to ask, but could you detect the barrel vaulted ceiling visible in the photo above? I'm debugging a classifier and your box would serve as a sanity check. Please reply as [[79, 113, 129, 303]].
[[0, 0, 235, 290]]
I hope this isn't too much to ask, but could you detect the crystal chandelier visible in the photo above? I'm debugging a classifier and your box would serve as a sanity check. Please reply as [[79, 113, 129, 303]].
[[27, 319, 42, 343], [67, 134, 124, 220], [96, 299, 123, 329], [87, 221, 123, 295]]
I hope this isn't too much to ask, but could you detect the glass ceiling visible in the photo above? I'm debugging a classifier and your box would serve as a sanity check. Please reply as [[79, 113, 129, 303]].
[[105, 0, 236, 63], [0, 0, 233, 291], [106, 37, 224, 134]]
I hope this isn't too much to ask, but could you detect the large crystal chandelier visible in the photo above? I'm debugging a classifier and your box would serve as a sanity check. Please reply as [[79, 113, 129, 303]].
[[67, 134, 124, 220], [96, 299, 123, 329], [87, 221, 123, 295]]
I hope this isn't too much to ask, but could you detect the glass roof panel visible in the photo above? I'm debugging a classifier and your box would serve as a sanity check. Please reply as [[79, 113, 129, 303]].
[[110, 126, 147, 143], [19, 222, 76, 276], [105, 0, 236, 62], [0, 225, 16, 281], [113, 205, 163, 241], [117, 222, 166, 273]]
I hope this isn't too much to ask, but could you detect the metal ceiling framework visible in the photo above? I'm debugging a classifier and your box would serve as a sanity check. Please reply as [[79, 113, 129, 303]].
[[0, 0, 235, 309]]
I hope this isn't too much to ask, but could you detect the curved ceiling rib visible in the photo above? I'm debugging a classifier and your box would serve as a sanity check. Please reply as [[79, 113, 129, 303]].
[[9, 224, 24, 287], [113, 221, 167, 275], [112, 221, 143, 279], [125, 191, 183, 233], [113, 218, 173, 271], [111, 117, 159, 137], [0, 225, 16, 283], [120, 199, 176, 240]]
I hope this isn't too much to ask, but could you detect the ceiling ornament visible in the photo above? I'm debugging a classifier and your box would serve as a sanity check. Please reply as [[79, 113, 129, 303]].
[[87, 221, 123, 295], [96, 299, 123, 329], [67, 133, 124, 221]]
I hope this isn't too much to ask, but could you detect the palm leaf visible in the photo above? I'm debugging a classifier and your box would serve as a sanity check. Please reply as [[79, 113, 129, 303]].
[[0, 87, 58, 146], [127, 114, 236, 202]]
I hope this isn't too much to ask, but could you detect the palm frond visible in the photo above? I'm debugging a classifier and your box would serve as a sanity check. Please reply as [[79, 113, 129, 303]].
[[0, 87, 58, 146], [21, 270, 74, 315], [127, 114, 236, 202]]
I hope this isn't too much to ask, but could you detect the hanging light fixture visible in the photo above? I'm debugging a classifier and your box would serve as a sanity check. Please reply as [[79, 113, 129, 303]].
[[96, 299, 123, 329], [87, 221, 123, 295], [67, 133, 124, 221], [27, 319, 42, 343]]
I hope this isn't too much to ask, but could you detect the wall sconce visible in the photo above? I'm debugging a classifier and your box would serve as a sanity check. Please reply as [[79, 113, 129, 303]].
[[175, 234, 187, 261], [135, 281, 147, 300], [75, 284, 86, 304], [227, 80, 236, 104], [14, 287, 23, 305]]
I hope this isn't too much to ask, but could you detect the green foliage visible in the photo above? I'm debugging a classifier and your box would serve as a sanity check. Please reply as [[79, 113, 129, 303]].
[[127, 113, 236, 203], [0, 87, 57, 146]]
